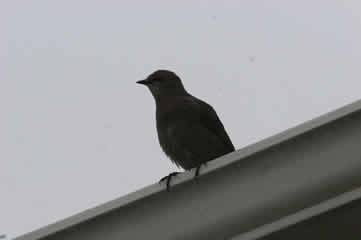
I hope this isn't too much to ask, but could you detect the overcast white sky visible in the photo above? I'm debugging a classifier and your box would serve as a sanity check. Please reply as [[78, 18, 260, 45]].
[[2, 1, 361, 238]]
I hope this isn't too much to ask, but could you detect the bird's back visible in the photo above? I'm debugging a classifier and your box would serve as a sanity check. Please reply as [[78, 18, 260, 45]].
[[156, 95, 235, 169]]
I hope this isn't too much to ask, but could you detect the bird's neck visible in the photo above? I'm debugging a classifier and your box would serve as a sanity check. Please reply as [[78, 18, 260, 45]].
[[153, 91, 189, 106]]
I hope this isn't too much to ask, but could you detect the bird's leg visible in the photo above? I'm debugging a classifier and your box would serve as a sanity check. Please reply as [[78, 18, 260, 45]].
[[195, 166, 201, 178], [159, 172, 180, 191], [194, 163, 207, 178]]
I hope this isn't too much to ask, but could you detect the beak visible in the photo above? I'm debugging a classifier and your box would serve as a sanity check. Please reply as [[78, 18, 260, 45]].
[[136, 79, 149, 85]]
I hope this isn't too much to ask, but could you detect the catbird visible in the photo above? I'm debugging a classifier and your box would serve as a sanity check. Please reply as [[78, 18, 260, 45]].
[[137, 70, 235, 190]]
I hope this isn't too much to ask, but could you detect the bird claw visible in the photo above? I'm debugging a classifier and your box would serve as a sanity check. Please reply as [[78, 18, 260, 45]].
[[159, 172, 180, 191]]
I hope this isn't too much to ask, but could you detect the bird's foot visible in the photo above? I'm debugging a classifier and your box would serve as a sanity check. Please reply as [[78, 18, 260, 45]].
[[159, 172, 180, 191]]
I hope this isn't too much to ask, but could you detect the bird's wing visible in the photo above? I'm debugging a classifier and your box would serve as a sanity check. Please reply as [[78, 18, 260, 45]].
[[189, 97, 235, 152], [167, 120, 233, 168]]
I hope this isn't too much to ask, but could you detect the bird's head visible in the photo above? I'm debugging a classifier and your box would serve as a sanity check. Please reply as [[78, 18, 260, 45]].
[[137, 70, 187, 98]]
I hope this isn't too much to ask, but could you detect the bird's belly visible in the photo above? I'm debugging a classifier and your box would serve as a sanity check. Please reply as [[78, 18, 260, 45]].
[[157, 128, 200, 170]]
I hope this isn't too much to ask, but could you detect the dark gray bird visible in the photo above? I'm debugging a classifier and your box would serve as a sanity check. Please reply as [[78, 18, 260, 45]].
[[137, 70, 235, 190]]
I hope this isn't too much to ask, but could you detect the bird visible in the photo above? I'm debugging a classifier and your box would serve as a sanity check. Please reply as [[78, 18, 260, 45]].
[[137, 70, 235, 190]]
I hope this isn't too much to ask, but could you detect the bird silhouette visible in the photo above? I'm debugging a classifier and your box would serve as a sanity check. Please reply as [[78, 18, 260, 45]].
[[137, 70, 235, 190]]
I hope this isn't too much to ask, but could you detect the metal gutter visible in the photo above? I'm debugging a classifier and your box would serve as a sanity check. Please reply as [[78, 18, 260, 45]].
[[15, 99, 361, 240], [231, 186, 361, 239]]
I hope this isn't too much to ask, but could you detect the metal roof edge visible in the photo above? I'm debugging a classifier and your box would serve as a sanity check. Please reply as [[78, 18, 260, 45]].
[[231, 186, 361, 240]]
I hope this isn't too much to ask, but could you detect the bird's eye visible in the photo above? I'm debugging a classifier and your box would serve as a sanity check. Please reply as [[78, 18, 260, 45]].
[[152, 78, 160, 84]]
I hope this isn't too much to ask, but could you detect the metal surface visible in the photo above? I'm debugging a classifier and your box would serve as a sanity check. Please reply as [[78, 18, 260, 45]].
[[232, 186, 361, 240], [258, 190, 361, 240], [15, 99, 361, 240]]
